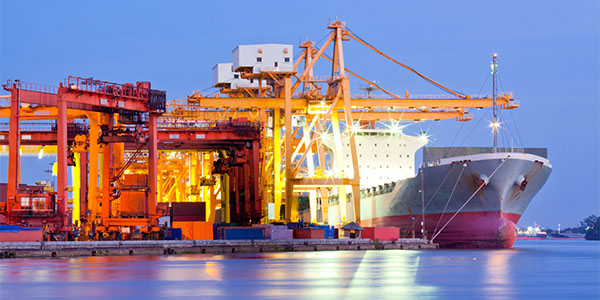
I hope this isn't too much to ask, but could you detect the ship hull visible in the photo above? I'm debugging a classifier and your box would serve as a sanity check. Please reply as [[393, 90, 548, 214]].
[[363, 211, 519, 248], [357, 152, 552, 248]]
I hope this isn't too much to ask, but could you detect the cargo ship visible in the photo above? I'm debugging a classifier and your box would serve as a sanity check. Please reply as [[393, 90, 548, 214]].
[[322, 130, 552, 248], [322, 55, 552, 248]]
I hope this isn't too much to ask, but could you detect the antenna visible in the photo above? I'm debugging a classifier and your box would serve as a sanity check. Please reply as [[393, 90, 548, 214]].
[[491, 53, 498, 153]]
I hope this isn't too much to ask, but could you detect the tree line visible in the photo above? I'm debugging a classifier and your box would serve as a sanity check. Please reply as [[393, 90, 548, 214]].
[[561, 215, 599, 240]]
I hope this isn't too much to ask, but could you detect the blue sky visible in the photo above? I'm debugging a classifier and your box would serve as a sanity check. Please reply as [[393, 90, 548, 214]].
[[1, 0, 598, 228]]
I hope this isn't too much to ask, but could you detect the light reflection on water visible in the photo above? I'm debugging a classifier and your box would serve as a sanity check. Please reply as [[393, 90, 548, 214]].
[[0, 240, 598, 299]]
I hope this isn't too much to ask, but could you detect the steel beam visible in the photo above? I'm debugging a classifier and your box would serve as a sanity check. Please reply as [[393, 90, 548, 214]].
[[185, 96, 512, 110], [57, 85, 69, 229], [6, 84, 20, 221], [148, 113, 159, 222]]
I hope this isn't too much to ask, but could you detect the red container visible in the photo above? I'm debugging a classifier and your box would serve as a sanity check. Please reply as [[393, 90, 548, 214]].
[[0, 227, 43, 242], [362, 227, 400, 241], [293, 228, 324, 239]]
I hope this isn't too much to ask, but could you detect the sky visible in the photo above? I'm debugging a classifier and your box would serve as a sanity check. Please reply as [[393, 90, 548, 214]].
[[1, 0, 598, 228]]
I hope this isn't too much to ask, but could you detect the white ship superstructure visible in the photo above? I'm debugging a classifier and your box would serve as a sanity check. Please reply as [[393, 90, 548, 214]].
[[322, 129, 427, 188], [320, 129, 427, 223]]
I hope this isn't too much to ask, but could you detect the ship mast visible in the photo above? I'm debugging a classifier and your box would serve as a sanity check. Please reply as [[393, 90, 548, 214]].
[[492, 53, 498, 153]]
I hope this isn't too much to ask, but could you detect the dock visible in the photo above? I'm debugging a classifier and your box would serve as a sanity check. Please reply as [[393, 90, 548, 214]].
[[0, 239, 438, 259]]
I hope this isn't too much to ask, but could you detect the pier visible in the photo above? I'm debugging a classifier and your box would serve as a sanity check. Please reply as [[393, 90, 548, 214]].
[[0, 239, 437, 259]]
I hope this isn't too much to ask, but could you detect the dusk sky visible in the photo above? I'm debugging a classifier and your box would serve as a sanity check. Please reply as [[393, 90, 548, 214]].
[[1, 1, 598, 228]]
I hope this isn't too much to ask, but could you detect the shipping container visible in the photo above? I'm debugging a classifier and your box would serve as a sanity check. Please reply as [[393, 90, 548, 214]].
[[120, 191, 145, 217], [0, 225, 43, 242], [271, 228, 293, 240], [293, 228, 325, 239], [253, 224, 289, 239], [172, 202, 206, 222], [120, 174, 148, 217], [193, 222, 213, 240], [172, 221, 213, 240], [172, 221, 194, 240], [165, 228, 182, 240], [219, 227, 264, 240], [362, 227, 400, 241]]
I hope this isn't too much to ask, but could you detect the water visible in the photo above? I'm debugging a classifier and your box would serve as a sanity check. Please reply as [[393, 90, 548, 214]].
[[1, 240, 598, 299]]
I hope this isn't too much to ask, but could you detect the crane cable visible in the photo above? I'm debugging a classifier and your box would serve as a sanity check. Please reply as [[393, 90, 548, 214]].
[[431, 157, 508, 241], [344, 26, 467, 99]]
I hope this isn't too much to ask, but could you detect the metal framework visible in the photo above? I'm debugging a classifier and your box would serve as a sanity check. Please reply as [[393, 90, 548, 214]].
[[0, 21, 520, 235]]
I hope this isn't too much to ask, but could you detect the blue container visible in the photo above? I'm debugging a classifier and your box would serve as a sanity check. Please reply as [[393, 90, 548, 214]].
[[165, 228, 182, 240], [314, 225, 335, 239], [222, 227, 264, 240]]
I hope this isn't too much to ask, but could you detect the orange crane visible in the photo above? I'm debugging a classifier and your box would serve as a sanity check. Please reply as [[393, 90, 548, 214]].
[[1, 77, 165, 239]]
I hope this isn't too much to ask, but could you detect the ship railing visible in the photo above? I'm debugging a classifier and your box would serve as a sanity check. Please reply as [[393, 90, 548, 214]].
[[360, 182, 396, 198], [495, 147, 526, 153], [423, 160, 441, 168]]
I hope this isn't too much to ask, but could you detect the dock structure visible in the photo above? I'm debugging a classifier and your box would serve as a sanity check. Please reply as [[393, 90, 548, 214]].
[[0, 239, 437, 259], [0, 20, 518, 243]]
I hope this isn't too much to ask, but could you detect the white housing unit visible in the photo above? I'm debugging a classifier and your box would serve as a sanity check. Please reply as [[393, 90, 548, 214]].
[[232, 44, 293, 73], [212, 63, 261, 89]]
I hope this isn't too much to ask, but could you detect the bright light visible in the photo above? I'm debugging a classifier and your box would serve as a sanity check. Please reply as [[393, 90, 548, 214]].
[[38, 148, 44, 160], [489, 121, 501, 130], [385, 121, 406, 136], [419, 133, 429, 144]]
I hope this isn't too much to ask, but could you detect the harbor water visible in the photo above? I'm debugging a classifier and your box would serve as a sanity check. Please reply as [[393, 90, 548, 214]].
[[1, 240, 598, 299]]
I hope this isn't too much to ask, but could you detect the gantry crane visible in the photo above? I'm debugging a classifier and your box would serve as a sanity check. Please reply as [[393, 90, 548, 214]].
[[1, 77, 166, 238]]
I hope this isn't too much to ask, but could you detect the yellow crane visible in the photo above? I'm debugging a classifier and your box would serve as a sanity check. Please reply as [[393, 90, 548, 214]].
[[163, 21, 518, 225]]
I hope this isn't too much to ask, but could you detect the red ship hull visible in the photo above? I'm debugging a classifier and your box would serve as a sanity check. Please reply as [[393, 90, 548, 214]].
[[361, 211, 521, 249]]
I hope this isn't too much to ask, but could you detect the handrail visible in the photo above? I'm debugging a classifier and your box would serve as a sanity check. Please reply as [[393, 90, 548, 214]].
[[64, 76, 150, 101], [4, 80, 58, 94]]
